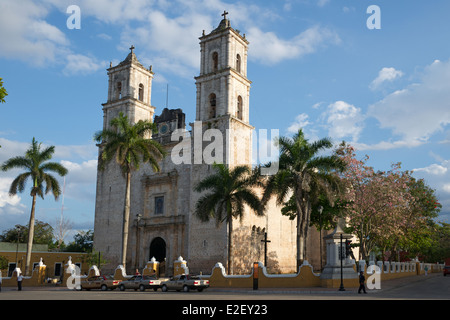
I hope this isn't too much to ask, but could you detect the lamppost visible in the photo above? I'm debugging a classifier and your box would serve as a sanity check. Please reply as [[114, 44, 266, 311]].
[[339, 233, 345, 291], [135, 213, 142, 271], [318, 205, 323, 271], [15, 226, 21, 267]]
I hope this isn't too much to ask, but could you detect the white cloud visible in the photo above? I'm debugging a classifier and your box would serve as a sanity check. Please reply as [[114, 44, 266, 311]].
[[369, 67, 403, 90], [353, 139, 424, 151], [63, 54, 107, 76], [0, 0, 69, 66], [414, 162, 448, 176], [42, 0, 152, 23], [60, 160, 98, 185], [368, 59, 450, 142], [0, 176, 28, 220], [324, 101, 364, 142], [287, 113, 311, 134], [0, 0, 108, 76], [317, 0, 330, 7], [0, 178, 22, 208], [443, 184, 450, 194], [248, 25, 340, 65], [1, 0, 339, 76]]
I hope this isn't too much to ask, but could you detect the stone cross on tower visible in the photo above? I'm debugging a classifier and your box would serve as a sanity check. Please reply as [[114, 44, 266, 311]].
[[130, 45, 135, 54], [221, 10, 228, 19]]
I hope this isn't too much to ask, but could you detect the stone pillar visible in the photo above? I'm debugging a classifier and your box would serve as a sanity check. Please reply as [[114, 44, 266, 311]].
[[384, 261, 390, 273], [143, 257, 160, 277], [32, 258, 46, 286], [173, 256, 189, 276], [359, 260, 366, 273], [377, 261, 383, 273], [320, 219, 358, 287]]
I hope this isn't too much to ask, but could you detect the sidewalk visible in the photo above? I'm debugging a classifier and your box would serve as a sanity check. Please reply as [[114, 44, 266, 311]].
[[208, 272, 441, 295]]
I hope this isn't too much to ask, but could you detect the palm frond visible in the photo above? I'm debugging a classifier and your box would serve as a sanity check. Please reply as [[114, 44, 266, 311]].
[[40, 162, 68, 176], [1, 156, 31, 171], [8, 172, 31, 196]]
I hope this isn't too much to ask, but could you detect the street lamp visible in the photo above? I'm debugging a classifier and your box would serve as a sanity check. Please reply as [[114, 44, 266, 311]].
[[15, 226, 21, 266], [318, 205, 323, 271], [339, 233, 345, 291], [135, 214, 142, 271]]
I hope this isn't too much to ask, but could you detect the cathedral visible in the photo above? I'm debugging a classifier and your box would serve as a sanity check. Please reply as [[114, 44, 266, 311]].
[[93, 13, 323, 275]]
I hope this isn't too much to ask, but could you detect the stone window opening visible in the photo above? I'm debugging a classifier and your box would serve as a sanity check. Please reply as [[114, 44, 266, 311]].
[[236, 54, 241, 73], [212, 52, 219, 72], [138, 83, 144, 101], [237, 95, 243, 120], [116, 82, 122, 99], [154, 196, 164, 215], [209, 93, 217, 118]]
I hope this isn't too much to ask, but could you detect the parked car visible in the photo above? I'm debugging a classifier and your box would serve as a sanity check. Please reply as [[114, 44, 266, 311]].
[[118, 275, 161, 291], [78, 275, 121, 291], [161, 274, 209, 292], [444, 266, 450, 276]]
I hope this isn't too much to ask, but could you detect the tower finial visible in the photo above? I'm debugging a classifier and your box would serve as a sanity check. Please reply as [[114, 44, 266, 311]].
[[221, 10, 228, 20], [130, 45, 135, 54]]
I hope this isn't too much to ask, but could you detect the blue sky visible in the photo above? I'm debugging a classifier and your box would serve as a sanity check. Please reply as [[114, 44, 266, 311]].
[[1, 0, 450, 242]]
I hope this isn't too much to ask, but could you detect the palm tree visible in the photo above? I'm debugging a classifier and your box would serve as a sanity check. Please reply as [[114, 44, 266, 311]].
[[261, 129, 345, 271], [1, 137, 68, 275], [194, 163, 263, 274], [94, 112, 166, 269]]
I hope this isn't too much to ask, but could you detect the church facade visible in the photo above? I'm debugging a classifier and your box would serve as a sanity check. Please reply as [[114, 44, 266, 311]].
[[93, 14, 323, 275]]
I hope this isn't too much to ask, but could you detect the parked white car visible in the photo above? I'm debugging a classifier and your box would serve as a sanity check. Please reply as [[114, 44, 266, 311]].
[[161, 274, 209, 292]]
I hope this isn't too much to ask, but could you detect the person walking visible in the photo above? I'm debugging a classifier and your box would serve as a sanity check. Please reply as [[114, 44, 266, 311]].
[[17, 272, 23, 291], [358, 271, 367, 294]]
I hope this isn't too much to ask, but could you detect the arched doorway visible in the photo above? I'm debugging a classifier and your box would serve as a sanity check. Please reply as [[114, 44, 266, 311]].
[[149, 237, 166, 263]]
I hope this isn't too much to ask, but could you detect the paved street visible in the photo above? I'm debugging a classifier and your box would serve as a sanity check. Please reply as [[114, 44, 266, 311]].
[[0, 273, 447, 319], [0, 272, 448, 300]]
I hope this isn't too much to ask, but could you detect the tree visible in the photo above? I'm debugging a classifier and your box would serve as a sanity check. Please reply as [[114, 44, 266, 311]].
[[65, 230, 94, 253], [94, 112, 166, 269], [394, 177, 442, 260], [53, 215, 73, 251], [422, 222, 450, 263], [0, 77, 7, 148], [335, 142, 433, 261], [0, 77, 7, 104], [194, 163, 263, 274], [0, 221, 57, 248], [261, 129, 345, 270], [0, 255, 8, 271], [1, 138, 68, 275], [0, 224, 28, 243]]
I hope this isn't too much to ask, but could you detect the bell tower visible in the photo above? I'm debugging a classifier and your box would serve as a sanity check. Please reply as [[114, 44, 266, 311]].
[[194, 11, 254, 166], [94, 46, 155, 269], [102, 45, 155, 130]]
